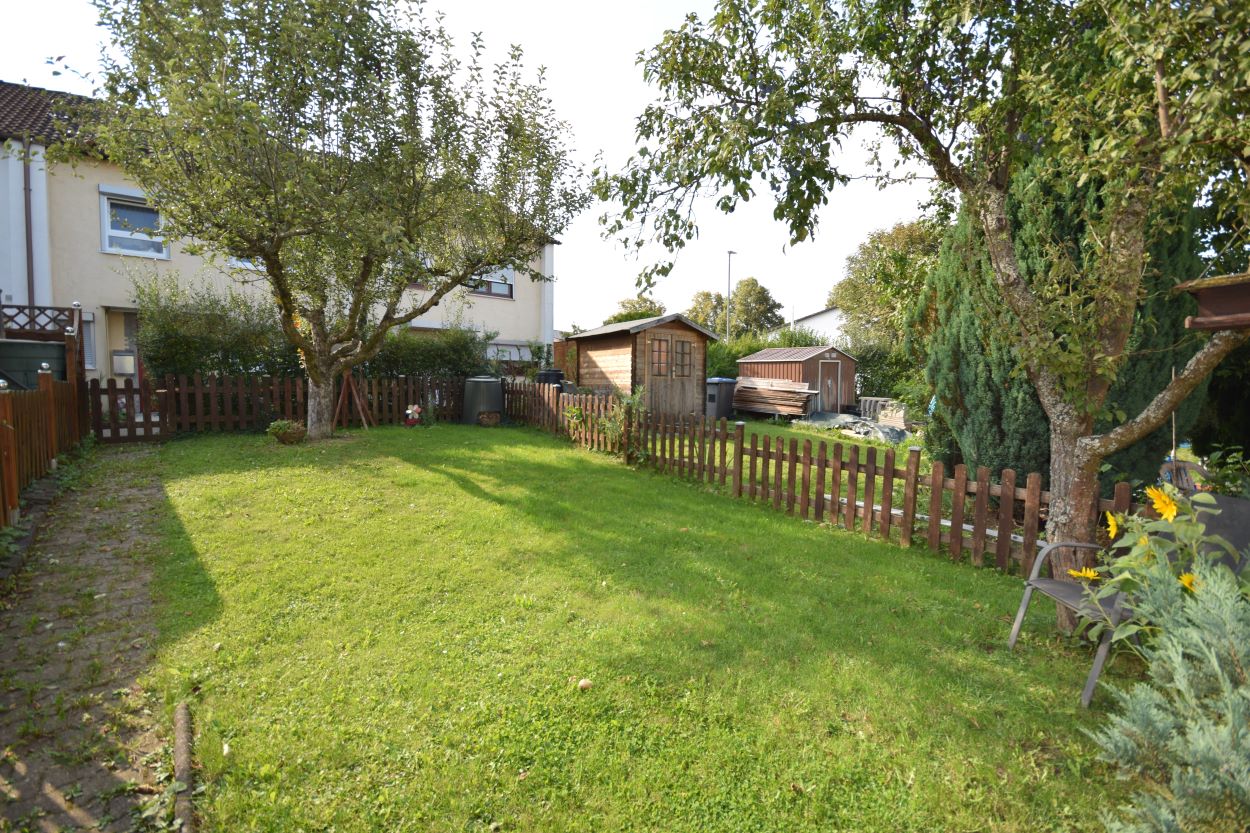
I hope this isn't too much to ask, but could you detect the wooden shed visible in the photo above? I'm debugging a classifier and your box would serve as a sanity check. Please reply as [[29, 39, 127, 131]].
[[736, 345, 857, 413], [566, 314, 718, 416]]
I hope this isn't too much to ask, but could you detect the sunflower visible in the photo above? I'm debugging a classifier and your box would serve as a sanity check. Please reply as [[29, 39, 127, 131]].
[[1067, 566, 1100, 582], [1105, 511, 1118, 540], [1178, 572, 1198, 591], [1145, 485, 1178, 523]]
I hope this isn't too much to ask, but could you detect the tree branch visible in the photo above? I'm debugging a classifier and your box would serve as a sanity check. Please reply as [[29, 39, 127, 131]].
[[1084, 328, 1250, 456]]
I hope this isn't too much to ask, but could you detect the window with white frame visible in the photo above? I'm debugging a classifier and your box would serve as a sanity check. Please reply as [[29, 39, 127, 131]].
[[470, 266, 514, 298], [100, 186, 168, 257]]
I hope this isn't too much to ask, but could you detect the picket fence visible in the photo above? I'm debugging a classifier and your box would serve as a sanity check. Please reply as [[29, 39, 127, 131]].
[[0, 371, 92, 527], [86, 374, 466, 443], [501, 381, 1144, 573]]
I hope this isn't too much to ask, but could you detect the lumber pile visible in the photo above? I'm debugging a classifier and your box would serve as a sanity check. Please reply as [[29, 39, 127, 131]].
[[733, 377, 817, 417]]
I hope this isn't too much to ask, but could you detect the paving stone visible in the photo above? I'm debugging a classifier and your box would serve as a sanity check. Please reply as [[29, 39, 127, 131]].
[[0, 447, 167, 833]]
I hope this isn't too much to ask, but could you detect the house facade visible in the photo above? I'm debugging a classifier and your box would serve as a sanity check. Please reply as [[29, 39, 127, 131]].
[[778, 306, 845, 342], [0, 80, 555, 383]]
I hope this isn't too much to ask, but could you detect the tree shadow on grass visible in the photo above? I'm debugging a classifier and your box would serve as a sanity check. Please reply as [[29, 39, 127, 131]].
[[155, 425, 1115, 715]]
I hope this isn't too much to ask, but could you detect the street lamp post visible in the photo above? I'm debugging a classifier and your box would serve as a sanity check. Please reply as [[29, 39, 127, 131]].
[[726, 250, 736, 342]]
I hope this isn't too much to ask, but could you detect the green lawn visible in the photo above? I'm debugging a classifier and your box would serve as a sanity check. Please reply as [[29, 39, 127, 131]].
[[142, 425, 1126, 832]]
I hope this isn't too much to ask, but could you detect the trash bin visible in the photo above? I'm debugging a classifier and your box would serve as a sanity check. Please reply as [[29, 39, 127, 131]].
[[535, 368, 564, 387], [705, 377, 737, 420], [463, 376, 504, 425]]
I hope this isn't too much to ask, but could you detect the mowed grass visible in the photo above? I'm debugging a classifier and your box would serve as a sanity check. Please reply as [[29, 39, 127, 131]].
[[142, 426, 1125, 832]]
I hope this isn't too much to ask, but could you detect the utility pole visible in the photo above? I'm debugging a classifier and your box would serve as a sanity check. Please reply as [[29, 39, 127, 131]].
[[726, 249, 736, 342]]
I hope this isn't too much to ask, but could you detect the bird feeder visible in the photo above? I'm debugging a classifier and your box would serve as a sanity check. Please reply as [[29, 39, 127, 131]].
[[1173, 272, 1250, 331]]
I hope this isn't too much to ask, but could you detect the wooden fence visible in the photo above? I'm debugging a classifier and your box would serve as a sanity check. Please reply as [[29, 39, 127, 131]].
[[0, 368, 92, 527], [501, 381, 1145, 574], [86, 374, 467, 443]]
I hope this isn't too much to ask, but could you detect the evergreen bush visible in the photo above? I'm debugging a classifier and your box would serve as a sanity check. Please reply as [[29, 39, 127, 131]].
[[1090, 491, 1250, 832]]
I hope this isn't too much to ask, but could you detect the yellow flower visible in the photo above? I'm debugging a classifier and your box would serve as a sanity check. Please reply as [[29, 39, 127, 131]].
[[1105, 511, 1118, 540], [1145, 485, 1178, 523], [1068, 566, 1099, 582], [1178, 572, 1198, 591], [1138, 535, 1149, 548]]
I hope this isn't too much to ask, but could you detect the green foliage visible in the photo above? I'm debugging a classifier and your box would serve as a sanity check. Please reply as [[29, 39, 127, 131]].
[[705, 326, 825, 378], [851, 345, 917, 402], [603, 296, 665, 325], [133, 276, 301, 379], [1201, 446, 1250, 500], [828, 220, 944, 351], [1088, 491, 1250, 832], [917, 163, 1207, 485], [688, 278, 786, 339], [75, 0, 587, 400], [1192, 341, 1250, 456], [685, 290, 723, 334], [595, 0, 1250, 545], [357, 328, 497, 379]]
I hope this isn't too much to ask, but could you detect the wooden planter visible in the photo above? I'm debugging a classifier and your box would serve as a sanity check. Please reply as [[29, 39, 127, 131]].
[[273, 426, 307, 445]]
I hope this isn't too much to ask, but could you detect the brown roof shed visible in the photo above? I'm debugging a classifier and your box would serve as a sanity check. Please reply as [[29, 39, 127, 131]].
[[737, 345, 856, 413]]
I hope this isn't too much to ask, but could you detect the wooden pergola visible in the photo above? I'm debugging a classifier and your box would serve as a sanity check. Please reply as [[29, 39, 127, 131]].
[[1173, 272, 1250, 331]]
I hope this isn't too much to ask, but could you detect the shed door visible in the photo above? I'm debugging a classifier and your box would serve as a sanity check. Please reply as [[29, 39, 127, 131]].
[[819, 360, 842, 412], [646, 334, 698, 416]]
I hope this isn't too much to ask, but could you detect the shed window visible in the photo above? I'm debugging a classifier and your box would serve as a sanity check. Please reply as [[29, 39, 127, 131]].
[[650, 337, 670, 376], [674, 339, 692, 377]]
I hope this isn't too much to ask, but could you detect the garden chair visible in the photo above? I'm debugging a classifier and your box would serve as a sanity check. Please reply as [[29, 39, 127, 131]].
[[1008, 494, 1250, 708], [1159, 459, 1208, 492]]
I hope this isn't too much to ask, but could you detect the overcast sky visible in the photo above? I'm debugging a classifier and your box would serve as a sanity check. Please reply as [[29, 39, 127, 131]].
[[0, 0, 930, 331]]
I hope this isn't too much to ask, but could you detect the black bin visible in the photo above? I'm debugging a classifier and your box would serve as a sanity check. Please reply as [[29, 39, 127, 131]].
[[705, 378, 737, 420], [535, 368, 564, 387]]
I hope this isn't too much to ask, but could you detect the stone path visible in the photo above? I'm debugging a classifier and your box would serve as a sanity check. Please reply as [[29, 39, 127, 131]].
[[0, 447, 168, 832]]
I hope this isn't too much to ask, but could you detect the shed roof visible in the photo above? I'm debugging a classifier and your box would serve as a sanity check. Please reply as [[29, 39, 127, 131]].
[[738, 345, 852, 363], [567, 313, 719, 342]]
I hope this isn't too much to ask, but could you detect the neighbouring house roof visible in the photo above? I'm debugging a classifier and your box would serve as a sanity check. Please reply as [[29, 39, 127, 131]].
[[0, 80, 85, 143], [567, 313, 719, 342], [790, 306, 841, 324], [737, 345, 853, 363]]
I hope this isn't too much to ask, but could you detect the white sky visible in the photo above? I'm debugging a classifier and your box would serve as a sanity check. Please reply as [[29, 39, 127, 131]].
[[0, 0, 930, 331]]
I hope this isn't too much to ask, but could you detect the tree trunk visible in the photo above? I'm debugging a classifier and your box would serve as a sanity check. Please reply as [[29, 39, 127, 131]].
[[306, 376, 336, 440], [1043, 416, 1104, 634]]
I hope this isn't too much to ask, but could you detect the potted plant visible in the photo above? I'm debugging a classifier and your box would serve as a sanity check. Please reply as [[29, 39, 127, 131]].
[[266, 419, 307, 444]]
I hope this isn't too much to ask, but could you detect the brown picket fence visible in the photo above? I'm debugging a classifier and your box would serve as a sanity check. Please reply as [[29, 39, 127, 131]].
[[86, 374, 467, 443], [0, 370, 92, 528], [500, 381, 1147, 573]]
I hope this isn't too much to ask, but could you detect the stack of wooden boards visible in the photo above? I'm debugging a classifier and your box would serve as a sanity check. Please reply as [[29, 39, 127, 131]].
[[733, 377, 817, 416]]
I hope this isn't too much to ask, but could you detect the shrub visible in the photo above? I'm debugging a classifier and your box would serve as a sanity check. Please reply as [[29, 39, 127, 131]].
[[134, 276, 302, 378], [1090, 490, 1250, 832], [706, 326, 826, 378], [357, 327, 498, 379]]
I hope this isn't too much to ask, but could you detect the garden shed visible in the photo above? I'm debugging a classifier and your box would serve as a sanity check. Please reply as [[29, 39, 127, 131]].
[[566, 314, 717, 417], [737, 345, 857, 413]]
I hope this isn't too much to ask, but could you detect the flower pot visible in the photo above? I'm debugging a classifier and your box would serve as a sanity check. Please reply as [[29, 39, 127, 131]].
[[274, 427, 307, 445]]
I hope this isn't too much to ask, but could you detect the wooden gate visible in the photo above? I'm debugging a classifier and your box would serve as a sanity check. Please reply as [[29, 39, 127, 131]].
[[88, 378, 165, 443]]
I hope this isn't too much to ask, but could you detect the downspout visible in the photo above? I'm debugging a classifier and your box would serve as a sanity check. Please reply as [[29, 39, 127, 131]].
[[22, 138, 35, 308]]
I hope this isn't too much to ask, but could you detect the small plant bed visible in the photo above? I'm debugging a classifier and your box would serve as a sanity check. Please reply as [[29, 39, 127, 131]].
[[149, 427, 1125, 831]]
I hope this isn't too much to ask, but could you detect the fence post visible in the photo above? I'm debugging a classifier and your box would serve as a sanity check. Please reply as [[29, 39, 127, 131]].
[[0, 384, 17, 522], [623, 403, 633, 464], [900, 447, 921, 547], [38, 364, 57, 459], [731, 421, 745, 498], [63, 328, 80, 442]]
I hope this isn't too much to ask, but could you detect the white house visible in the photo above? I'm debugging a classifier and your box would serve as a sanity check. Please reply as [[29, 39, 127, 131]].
[[0, 80, 557, 380]]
